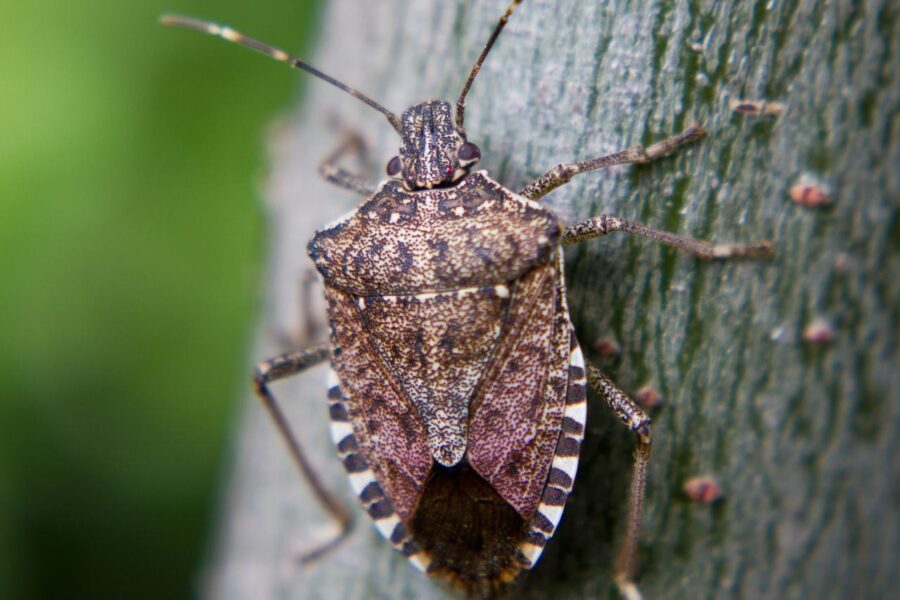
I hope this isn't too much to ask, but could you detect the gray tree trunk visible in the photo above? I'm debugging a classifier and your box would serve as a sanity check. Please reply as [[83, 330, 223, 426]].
[[204, 1, 897, 598]]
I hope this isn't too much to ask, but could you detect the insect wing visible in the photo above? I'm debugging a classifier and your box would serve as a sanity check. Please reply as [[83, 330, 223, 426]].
[[324, 285, 433, 521], [468, 256, 573, 519], [355, 285, 512, 467]]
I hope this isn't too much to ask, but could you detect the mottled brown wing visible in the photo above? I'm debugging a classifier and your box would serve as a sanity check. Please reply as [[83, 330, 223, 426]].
[[467, 254, 572, 518], [356, 286, 511, 467], [325, 286, 433, 520]]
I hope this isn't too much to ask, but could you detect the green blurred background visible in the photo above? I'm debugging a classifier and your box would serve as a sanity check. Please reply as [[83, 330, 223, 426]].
[[0, 1, 320, 598]]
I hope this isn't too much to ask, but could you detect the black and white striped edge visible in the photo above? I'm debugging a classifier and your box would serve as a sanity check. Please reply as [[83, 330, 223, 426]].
[[516, 335, 587, 568], [326, 367, 431, 572]]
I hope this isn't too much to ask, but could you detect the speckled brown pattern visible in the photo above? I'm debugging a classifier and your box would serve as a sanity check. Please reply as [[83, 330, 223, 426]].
[[467, 255, 571, 517], [313, 150, 589, 599], [325, 284, 433, 520], [308, 171, 560, 295], [358, 285, 510, 467], [318, 171, 566, 517]]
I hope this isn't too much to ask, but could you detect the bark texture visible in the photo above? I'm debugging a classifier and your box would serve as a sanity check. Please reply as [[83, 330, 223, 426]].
[[205, 1, 897, 598]]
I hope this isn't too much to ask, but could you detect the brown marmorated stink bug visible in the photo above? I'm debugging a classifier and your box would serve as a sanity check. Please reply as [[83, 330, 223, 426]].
[[163, 2, 771, 598]]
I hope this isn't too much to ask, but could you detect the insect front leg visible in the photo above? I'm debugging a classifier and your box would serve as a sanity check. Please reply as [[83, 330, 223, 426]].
[[318, 129, 376, 196], [253, 345, 354, 563], [586, 364, 651, 600], [520, 125, 705, 201], [561, 215, 772, 259], [270, 269, 325, 351]]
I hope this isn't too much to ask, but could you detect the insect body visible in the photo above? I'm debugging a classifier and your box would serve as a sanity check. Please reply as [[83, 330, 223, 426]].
[[310, 163, 575, 588], [163, 2, 771, 598]]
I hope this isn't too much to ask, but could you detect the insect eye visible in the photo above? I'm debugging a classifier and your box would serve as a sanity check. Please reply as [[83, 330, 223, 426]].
[[458, 142, 481, 162], [386, 156, 402, 177]]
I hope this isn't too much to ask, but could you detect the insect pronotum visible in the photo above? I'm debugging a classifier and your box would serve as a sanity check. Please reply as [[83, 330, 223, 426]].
[[162, 2, 772, 598]]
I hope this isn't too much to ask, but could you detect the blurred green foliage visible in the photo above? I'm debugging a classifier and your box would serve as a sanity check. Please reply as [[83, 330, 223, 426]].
[[0, 1, 319, 598]]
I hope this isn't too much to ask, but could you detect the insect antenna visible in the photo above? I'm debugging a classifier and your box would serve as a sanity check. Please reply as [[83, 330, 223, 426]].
[[455, 0, 523, 130], [159, 15, 403, 133]]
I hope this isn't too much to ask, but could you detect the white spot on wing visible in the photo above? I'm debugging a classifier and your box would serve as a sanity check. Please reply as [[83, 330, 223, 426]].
[[414, 286, 476, 302], [375, 284, 514, 304]]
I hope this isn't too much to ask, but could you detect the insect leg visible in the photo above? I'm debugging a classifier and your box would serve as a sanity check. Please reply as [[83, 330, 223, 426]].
[[520, 125, 705, 200], [253, 345, 354, 562], [318, 130, 376, 196], [299, 269, 324, 343], [270, 269, 324, 351], [561, 215, 772, 259], [586, 363, 651, 600]]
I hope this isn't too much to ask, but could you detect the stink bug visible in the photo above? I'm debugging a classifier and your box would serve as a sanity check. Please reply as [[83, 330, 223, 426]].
[[163, 2, 772, 598]]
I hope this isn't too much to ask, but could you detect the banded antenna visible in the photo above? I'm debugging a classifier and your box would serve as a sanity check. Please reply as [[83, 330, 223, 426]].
[[455, 0, 523, 130], [160, 15, 403, 134]]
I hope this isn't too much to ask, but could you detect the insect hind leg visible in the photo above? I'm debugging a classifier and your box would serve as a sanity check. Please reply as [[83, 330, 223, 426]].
[[586, 363, 651, 600], [253, 345, 354, 563]]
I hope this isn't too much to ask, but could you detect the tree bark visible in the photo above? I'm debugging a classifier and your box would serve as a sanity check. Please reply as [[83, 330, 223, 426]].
[[205, 1, 897, 598]]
